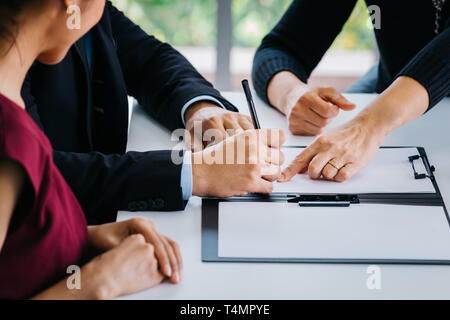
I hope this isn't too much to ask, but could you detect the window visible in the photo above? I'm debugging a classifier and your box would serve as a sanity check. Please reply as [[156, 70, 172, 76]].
[[113, 0, 376, 91]]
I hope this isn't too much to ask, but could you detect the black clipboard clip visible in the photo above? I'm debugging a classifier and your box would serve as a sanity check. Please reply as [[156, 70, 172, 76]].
[[408, 155, 435, 180], [287, 194, 359, 207]]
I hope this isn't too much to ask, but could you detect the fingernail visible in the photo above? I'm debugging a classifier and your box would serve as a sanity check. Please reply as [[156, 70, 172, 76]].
[[166, 264, 172, 277]]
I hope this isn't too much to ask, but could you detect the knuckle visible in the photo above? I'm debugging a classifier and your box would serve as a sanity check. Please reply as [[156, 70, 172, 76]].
[[131, 233, 145, 243], [171, 240, 180, 250], [309, 164, 319, 174], [210, 116, 221, 123], [132, 217, 147, 226], [298, 94, 311, 105], [322, 169, 333, 180], [322, 87, 336, 95], [317, 118, 328, 128], [316, 135, 328, 145], [244, 130, 257, 139], [341, 171, 351, 180], [142, 243, 155, 255], [309, 165, 322, 178]]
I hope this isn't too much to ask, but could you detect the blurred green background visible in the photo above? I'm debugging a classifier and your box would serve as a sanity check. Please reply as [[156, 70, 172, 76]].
[[112, 0, 375, 50]]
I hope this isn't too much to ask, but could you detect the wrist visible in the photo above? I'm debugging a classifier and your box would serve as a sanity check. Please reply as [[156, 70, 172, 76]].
[[268, 71, 307, 114], [284, 84, 309, 116], [354, 76, 429, 138], [352, 110, 391, 142], [191, 152, 208, 197], [81, 260, 117, 300]]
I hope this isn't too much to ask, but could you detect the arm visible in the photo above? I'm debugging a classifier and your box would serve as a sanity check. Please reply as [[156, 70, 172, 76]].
[[281, 25, 449, 181], [281, 76, 429, 182], [396, 25, 450, 110], [252, 0, 357, 135], [0, 160, 24, 249], [53, 150, 186, 224], [31, 234, 166, 300], [107, 2, 238, 131], [21, 70, 187, 223]]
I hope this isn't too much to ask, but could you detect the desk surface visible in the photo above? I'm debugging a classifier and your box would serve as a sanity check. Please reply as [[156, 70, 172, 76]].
[[118, 93, 450, 299]]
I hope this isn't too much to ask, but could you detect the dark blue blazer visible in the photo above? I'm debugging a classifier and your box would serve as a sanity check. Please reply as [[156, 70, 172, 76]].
[[22, 1, 237, 224]]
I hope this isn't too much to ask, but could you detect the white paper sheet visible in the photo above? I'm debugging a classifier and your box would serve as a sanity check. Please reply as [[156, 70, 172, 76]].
[[274, 147, 435, 194], [218, 202, 450, 260]]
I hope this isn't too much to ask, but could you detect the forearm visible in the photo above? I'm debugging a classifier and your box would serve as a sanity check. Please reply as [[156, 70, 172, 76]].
[[267, 71, 307, 115], [30, 262, 111, 300], [354, 76, 429, 136]]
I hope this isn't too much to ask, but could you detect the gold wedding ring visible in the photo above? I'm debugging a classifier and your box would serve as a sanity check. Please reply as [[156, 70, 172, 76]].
[[327, 160, 340, 170]]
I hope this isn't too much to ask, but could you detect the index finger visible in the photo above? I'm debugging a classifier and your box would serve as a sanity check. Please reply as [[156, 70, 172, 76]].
[[279, 145, 319, 182], [132, 221, 172, 278], [310, 96, 340, 118]]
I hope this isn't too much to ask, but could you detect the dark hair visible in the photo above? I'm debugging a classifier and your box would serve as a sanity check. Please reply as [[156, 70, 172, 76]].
[[0, 0, 37, 53]]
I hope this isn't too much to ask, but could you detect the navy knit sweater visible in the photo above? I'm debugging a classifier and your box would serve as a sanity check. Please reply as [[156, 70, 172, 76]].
[[252, 0, 450, 109]]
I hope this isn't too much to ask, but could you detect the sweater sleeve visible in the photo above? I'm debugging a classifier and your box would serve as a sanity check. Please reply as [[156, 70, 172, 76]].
[[397, 25, 450, 110], [252, 0, 357, 105]]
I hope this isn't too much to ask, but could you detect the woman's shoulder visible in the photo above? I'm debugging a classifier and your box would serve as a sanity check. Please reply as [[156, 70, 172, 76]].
[[0, 94, 53, 194]]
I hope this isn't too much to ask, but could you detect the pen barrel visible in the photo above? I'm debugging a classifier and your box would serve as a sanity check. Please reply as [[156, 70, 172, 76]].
[[241, 79, 261, 129]]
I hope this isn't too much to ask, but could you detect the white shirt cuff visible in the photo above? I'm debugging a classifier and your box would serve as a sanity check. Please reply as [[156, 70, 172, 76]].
[[180, 151, 193, 200], [180, 95, 226, 126]]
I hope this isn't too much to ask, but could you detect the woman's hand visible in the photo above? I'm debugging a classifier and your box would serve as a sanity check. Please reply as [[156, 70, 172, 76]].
[[279, 76, 430, 183], [267, 71, 355, 136], [285, 86, 356, 136], [32, 234, 167, 300], [88, 218, 182, 284], [279, 116, 387, 182], [84, 234, 165, 299]]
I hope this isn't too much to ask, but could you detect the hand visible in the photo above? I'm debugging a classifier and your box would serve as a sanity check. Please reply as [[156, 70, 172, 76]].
[[184, 102, 254, 150], [279, 76, 430, 182], [285, 85, 355, 136], [88, 218, 182, 284], [192, 128, 286, 197], [279, 117, 386, 182], [83, 234, 165, 299]]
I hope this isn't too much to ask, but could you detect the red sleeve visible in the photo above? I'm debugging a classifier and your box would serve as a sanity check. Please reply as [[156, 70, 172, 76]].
[[0, 99, 52, 196]]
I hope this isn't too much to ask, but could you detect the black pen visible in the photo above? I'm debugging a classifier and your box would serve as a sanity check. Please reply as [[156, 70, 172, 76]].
[[241, 79, 261, 129]]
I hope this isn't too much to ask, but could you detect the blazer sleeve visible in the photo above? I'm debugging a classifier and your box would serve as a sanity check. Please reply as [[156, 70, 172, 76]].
[[106, 2, 238, 131], [53, 150, 186, 224], [22, 75, 187, 225], [397, 25, 450, 110], [252, 0, 357, 105]]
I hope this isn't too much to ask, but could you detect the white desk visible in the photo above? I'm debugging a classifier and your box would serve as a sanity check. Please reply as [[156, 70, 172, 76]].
[[118, 93, 450, 299]]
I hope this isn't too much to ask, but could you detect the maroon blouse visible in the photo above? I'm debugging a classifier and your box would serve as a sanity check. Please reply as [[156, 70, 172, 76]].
[[0, 93, 89, 299]]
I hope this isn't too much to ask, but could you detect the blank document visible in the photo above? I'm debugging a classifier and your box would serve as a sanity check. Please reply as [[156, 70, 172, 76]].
[[218, 202, 450, 260], [274, 147, 435, 194]]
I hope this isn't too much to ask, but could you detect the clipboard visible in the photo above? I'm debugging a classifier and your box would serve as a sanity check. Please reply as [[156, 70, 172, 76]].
[[202, 146, 450, 265]]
